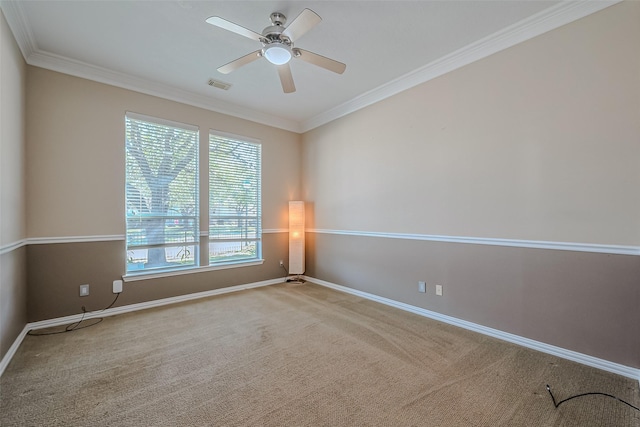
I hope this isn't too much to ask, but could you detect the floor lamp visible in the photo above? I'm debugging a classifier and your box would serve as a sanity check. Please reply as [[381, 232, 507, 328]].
[[287, 201, 305, 283]]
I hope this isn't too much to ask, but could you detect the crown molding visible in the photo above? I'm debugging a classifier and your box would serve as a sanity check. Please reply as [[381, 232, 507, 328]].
[[1, 1, 300, 133], [0, 0, 36, 59], [3, 1, 620, 134], [26, 50, 302, 133], [300, 0, 621, 132]]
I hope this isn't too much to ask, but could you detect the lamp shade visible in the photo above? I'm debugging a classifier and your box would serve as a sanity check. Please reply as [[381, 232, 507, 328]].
[[288, 201, 305, 275]]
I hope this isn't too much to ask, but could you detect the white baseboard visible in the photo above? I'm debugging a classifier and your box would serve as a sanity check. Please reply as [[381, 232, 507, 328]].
[[0, 325, 29, 378], [0, 278, 283, 377], [306, 276, 640, 384], [28, 278, 283, 330]]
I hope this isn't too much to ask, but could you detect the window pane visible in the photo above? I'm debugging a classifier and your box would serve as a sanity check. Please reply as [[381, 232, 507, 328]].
[[209, 131, 261, 265], [126, 113, 199, 272], [209, 241, 257, 263]]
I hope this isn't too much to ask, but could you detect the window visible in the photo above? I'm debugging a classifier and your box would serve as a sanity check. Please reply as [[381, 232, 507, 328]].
[[125, 113, 199, 273], [124, 114, 263, 277], [209, 131, 262, 265]]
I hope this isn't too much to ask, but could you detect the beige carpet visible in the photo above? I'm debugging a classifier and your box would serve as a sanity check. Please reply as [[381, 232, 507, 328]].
[[1, 282, 638, 426]]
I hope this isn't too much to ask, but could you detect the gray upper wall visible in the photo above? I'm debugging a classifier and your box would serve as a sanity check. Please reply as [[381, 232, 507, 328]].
[[302, 1, 640, 248], [1, 9, 26, 246], [24, 68, 302, 239], [0, 9, 27, 361]]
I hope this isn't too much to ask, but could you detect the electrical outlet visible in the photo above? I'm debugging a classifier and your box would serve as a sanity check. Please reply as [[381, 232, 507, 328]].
[[418, 281, 426, 293], [113, 279, 123, 294], [435, 284, 443, 296], [279, 260, 284, 267], [79, 284, 90, 297]]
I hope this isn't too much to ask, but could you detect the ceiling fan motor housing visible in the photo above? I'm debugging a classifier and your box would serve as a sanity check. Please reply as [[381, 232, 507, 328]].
[[262, 12, 291, 45]]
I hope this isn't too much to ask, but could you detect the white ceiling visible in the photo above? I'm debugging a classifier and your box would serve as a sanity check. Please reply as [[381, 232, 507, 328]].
[[1, 1, 617, 133]]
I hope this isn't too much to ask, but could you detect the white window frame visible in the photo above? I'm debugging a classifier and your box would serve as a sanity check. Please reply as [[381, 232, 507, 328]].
[[125, 112, 199, 276], [123, 116, 265, 281]]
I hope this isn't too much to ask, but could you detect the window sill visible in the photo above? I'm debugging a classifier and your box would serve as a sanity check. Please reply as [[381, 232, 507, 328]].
[[122, 259, 265, 282]]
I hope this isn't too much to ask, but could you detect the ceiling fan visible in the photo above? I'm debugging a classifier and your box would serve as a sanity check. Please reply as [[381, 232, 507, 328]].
[[206, 9, 346, 93]]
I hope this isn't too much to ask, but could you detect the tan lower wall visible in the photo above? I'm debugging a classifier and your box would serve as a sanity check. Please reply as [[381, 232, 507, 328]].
[[306, 232, 640, 369], [0, 247, 27, 359], [26, 233, 288, 322]]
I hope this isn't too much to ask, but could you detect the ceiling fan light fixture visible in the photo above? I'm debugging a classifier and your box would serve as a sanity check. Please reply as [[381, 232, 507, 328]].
[[263, 44, 292, 65]]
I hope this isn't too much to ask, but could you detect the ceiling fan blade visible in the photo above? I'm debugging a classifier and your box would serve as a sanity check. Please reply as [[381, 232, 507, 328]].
[[206, 16, 264, 42], [277, 64, 296, 93], [282, 8, 321, 42], [294, 49, 346, 74], [217, 50, 262, 74]]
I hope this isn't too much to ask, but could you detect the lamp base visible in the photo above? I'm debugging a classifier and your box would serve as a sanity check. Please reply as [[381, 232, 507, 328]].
[[286, 275, 306, 284]]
